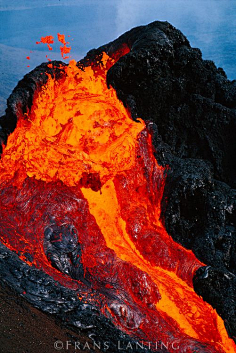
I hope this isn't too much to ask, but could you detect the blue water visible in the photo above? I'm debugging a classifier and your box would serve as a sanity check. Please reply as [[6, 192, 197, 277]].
[[0, 0, 235, 79]]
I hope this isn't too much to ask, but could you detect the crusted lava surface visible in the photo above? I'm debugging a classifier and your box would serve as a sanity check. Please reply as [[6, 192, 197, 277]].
[[0, 21, 236, 351]]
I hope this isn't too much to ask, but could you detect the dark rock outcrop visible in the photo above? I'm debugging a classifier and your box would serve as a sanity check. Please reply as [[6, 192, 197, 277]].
[[83, 21, 236, 340], [193, 266, 236, 342], [0, 20, 235, 344]]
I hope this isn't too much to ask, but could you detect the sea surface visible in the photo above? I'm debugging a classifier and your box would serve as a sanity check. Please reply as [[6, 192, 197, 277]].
[[0, 0, 235, 114]]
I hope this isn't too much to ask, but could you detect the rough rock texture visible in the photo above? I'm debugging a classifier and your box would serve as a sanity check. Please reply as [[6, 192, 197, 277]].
[[0, 20, 236, 345], [0, 280, 100, 353], [0, 242, 155, 353], [193, 266, 236, 341], [83, 21, 236, 340]]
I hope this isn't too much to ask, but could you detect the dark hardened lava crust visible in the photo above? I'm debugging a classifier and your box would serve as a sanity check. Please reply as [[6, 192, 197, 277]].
[[0, 21, 235, 351]]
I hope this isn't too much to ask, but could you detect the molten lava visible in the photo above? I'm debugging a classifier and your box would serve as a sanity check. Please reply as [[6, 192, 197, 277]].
[[36, 34, 71, 60], [36, 35, 54, 51], [57, 33, 71, 59], [0, 48, 235, 353]]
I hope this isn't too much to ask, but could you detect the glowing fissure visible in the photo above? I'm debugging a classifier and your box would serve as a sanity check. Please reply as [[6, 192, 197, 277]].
[[0, 49, 235, 353]]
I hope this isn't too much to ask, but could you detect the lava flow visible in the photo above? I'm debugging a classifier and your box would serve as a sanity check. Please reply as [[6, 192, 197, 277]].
[[0, 47, 235, 353]]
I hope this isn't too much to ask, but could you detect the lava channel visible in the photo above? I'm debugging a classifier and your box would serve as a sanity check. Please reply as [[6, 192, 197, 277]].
[[0, 50, 235, 353]]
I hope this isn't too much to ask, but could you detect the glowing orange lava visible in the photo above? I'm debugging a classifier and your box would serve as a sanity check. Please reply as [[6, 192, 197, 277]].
[[57, 33, 71, 59], [36, 35, 54, 50], [0, 50, 235, 353]]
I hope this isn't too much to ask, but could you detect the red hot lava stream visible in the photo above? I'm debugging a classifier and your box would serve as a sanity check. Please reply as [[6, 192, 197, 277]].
[[0, 45, 235, 353]]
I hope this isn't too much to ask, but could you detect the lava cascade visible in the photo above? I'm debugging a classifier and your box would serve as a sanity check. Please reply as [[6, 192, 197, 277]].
[[0, 48, 235, 353]]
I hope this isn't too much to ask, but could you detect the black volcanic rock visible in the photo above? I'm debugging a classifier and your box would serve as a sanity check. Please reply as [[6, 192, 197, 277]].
[[0, 242, 155, 353], [83, 21, 236, 340], [193, 266, 236, 342], [0, 279, 101, 353], [97, 22, 236, 187], [0, 20, 236, 345]]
